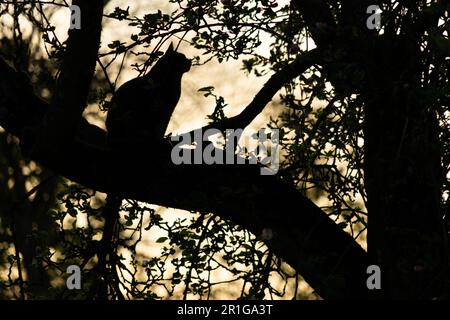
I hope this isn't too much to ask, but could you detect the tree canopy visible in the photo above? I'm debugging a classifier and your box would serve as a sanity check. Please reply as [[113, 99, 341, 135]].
[[0, 0, 449, 300]]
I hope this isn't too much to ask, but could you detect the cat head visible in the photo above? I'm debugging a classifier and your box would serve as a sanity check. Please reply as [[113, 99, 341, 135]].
[[157, 43, 191, 73]]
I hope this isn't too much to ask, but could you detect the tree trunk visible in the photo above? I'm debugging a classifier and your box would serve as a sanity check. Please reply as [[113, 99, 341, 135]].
[[363, 36, 447, 299]]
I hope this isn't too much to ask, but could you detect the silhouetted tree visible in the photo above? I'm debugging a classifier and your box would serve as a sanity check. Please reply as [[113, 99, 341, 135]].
[[0, 0, 449, 300]]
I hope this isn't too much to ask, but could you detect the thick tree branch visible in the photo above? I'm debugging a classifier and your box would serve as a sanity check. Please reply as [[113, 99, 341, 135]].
[[0, 56, 369, 299], [32, 0, 103, 159]]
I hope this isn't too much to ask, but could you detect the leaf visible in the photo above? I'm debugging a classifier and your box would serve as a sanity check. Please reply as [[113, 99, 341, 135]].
[[107, 40, 124, 49], [110, 6, 129, 21], [337, 222, 347, 229], [156, 237, 168, 243], [125, 220, 133, 226], [198, 86, 215, 92], [68, 208, 78, 217]]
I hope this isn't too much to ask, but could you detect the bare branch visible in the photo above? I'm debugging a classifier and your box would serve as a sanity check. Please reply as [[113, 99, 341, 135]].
[[182, 48, 319, 139]]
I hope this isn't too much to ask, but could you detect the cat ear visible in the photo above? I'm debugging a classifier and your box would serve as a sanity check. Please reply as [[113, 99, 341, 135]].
[[167, 42, 174, 53]]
